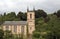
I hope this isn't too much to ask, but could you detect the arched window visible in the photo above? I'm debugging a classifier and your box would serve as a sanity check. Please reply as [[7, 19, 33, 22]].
[[21, 26, 24, 34], [30, 14, 32, 19], [14, 26, 17, 32], [6, 26, 9, 30]]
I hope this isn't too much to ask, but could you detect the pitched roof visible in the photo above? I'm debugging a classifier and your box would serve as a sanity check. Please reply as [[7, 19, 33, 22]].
[[2, 21, 27, 25]]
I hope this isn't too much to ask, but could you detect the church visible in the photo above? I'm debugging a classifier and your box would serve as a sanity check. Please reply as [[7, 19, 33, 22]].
[[2, 8, 35, 36]]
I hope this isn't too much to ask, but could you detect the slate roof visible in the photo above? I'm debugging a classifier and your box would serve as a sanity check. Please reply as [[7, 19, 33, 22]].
[[2, 21, 27, 25]]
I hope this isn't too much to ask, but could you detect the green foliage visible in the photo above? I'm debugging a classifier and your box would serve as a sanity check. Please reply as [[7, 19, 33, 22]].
[[35, 9, 47, 18], [0, 29, 4, 39], [3, 30, 12, 39], [35, 14, 60, 39], [17, 12, 27, 21], [53, 10, 60, 17], [56, 10, 60, 17], [33, 31, 40, 38], [2, 12, 16, 21]]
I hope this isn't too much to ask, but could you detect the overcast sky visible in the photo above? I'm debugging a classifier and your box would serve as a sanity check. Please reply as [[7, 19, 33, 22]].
[[0, 0, 60, 14]]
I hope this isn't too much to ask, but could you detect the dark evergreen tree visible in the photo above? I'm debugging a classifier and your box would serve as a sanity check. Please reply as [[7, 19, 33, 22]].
[[35, 9, 47, 18], [56, 10, 60, 17]]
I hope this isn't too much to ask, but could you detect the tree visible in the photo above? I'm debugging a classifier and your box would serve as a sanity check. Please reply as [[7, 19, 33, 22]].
[[4, 12, 6, 16], [17, 12, 27, 21], [4, 12, 16, 21], [53, 12, 57, 15], [21, 13, 27, 21], [0, 29, 4, 39], [35, 9, 47, 18], [4, 30, 12, 39], [46, 15, 60, 39], [17, 12, 23, 20], [33, 31, 40, 39], [44, 17, 50, 23], [0, 16, 4, 25], [56, 10, 60, 17]]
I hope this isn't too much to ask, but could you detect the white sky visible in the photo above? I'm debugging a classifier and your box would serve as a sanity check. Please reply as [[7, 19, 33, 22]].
[[0, 0, 60, 14]]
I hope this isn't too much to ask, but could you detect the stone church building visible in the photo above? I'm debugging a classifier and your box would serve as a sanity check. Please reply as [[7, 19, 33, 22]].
[[2, 9, 35, 36]]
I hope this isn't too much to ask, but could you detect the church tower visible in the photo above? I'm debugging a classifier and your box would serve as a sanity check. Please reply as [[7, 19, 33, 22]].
[[27, 8, 35, 35]]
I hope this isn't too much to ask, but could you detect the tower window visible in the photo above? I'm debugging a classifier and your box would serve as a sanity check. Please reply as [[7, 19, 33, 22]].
[[30, 14, 32, 19], [30, 27, 32, 30]]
